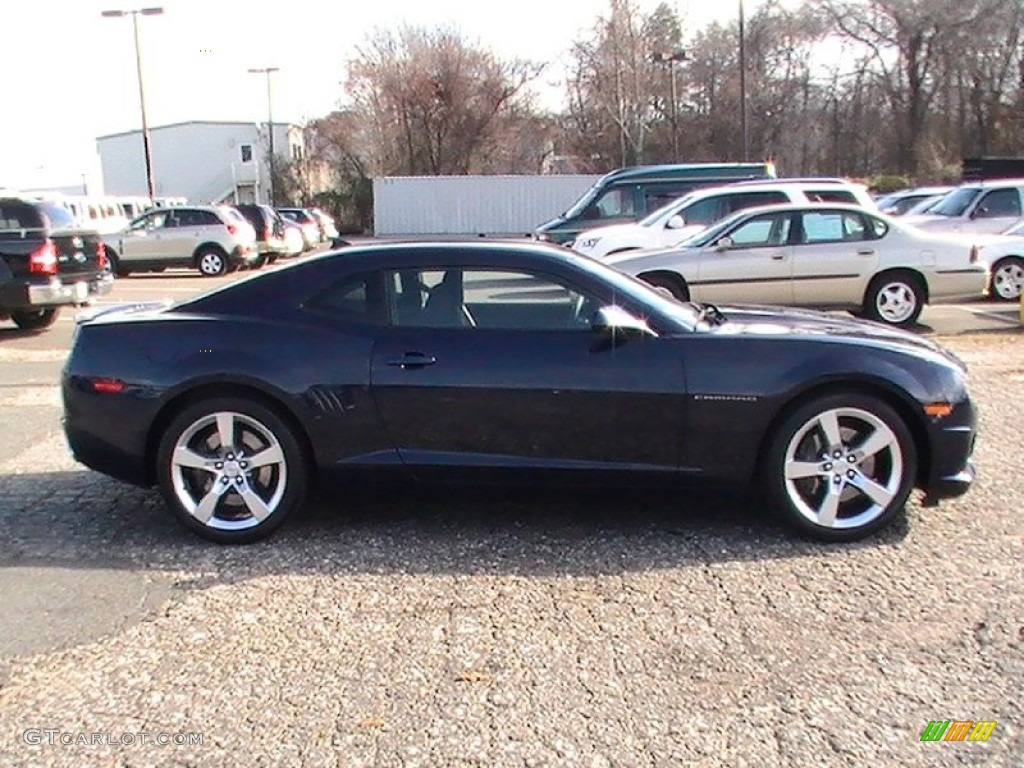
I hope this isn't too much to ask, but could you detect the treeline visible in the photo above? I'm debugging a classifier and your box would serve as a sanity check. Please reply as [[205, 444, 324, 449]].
[[279, 0, 1024, 227]]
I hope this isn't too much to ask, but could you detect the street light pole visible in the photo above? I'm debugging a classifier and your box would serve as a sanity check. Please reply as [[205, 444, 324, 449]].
[[102, 7, 163, 202], [248, 67, 280, 206], [738, 0, 749, 162]]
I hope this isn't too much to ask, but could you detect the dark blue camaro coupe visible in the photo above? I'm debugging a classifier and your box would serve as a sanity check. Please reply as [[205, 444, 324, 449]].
[[62, 242, 976, 543]]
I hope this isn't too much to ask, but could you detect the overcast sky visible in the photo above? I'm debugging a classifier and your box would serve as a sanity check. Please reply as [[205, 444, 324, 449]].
[[1, 0, 769, 188]]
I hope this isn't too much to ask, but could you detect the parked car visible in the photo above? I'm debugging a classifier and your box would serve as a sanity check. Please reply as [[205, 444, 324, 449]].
[[954, 218, 1024, 301], [605, 203, 988, 326], [278, 208, 322, 249], [309, 208, 340, 241], [0, 197, 112, 330], [534, 162, 777, 244], [63, 241, 976, 545], [571, 179, 876, 259], [904, 179, 1024, 234], [102, 205, 258, 277], [234, 204, 288, 266], [875, 186, 955, 216], [280, 218, 306, 257]]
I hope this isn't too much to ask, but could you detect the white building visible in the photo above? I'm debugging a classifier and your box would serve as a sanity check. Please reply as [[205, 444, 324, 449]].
[[96, 120, 304, 205]]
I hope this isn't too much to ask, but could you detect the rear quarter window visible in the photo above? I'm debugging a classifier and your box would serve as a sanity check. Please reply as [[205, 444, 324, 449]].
[[806, 189, 857, 204], [0, 202, 45, 230]]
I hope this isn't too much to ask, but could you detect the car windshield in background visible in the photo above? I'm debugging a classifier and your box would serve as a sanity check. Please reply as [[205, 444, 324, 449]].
[[930, 188, 980, 217], [37, 202, 76, 230]]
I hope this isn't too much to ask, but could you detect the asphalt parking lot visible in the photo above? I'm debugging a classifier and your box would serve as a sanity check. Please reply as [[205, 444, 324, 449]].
[[0, 264, 1021, 766]]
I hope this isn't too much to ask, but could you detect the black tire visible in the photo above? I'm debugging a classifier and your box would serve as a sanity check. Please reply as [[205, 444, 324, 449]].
[[863, 271, 924, 326], [989, 256, 1023, 302], [267, 254, 279, 264], [156, 397, 308, 544], [196, 247, 228, 277], [251, 254, 268, 269], [640, 272, 689, 301], [11, 308, 59, 331], [763, 392, 917, 542], [106, 248, 131, 278]]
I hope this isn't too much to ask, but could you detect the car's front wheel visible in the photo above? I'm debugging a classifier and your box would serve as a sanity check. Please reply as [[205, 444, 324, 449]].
[[764, 393, 917, 542], [196, 247, 228, 277], [989, 256, 1023, 301], [156, 398, 308, 543], [11, 308, 59, 331], [863, 271, 924, 326]]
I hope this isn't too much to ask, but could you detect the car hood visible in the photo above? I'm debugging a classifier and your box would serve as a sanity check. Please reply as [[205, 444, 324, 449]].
[[709, 304, 967, 370], [573, 223, 643, 242]]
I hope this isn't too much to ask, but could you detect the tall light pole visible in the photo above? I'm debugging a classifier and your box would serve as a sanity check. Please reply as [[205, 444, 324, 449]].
[[738, 0, 749, 162], [101, 7, 163, 201], [248, 67, 280, 206], [651, 50, 688, 160]]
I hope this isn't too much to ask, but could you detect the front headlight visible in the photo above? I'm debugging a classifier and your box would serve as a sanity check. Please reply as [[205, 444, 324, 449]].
[[535, 233, 552, 242]]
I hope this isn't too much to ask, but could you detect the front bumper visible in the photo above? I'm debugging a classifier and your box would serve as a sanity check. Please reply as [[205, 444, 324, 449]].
[[921, 400, 978, 505], [1, 272, 113, 310]]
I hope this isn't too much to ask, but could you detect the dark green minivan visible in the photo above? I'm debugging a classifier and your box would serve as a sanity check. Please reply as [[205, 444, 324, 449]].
[[533, 162, 776, 245]]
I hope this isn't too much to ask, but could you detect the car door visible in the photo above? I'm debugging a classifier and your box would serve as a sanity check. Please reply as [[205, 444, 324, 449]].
[[691, 210, 796, 305], [964, 187, 1022, 233], [789, 209, 878, 307], [119, 210, 169, 262], [369, 264, 687, 474], [159, 209, 209, 264]]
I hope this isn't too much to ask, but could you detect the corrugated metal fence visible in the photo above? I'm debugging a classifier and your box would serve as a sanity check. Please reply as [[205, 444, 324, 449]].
[[373, 175, 601, 236]]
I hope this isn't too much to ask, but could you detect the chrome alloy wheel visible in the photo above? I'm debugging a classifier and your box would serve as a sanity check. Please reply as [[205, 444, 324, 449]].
[[199, 251, 226, 275], [874, 281, 918, 324], [782, 407, 904, 530], [170, 411, 287, 531], [992, 259, 1024, 301]]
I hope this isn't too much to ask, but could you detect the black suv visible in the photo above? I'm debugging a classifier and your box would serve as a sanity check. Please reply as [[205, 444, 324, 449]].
[[0, 198, 112, 330], [234, 204, 288, 266]]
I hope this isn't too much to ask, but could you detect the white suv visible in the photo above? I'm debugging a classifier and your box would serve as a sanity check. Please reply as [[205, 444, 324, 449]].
[[904, 179, 1024, 234], [103, 205, 258, 277], [571, 179, 876, 258]]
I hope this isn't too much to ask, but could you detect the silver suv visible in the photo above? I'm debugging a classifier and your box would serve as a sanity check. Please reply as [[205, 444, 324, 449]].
[[102, 205, 258, 277]]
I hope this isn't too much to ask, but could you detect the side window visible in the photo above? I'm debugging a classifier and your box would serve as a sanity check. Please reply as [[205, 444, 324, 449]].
[[642, 184, 693, 214], [679, 196, 726, 227], [801, 211, 870, 243], [726, 191, 789, 216], [974, 188, 1021, 218], [583, 187, 636, 221], [138, 211, 168, 230], [724, 212, 793, 247], [867, 216, 889, 238], [0, 203, 44, 230], [806, 189, 857, 204], [304, 272, 381, 324], [386, 268, 598, 331]]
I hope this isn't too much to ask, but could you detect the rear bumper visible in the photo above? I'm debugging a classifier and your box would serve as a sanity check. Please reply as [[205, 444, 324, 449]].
[[230, 245, 259, 267], [0, 272, 112, 310]]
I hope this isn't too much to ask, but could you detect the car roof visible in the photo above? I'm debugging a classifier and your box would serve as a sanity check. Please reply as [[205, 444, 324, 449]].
[[594, 163, 774, 185], [958, 178, 1024, 189]]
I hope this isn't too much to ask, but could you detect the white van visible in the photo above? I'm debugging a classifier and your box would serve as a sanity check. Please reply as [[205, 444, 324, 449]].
[[571, 179, 876, 259]]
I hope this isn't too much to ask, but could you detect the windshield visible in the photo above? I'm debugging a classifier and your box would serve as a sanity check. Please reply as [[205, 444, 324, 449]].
[[638, 192, 698, 227], [37, 201, 77, 230], [564, 251, 701, 331], [930, 187, 980, 217], [562, 184, 602, 219]]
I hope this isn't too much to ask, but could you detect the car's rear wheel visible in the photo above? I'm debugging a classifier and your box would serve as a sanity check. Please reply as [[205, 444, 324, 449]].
[[156, 398, 308, 544], [196, 248, 228, 277], [989, 256, 1023, 301], [863, 271, 924, 326], [11, 308, 59, 331], [764, 393, 917, 542]]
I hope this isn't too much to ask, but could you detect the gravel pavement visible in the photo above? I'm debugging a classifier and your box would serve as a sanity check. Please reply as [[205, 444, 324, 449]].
[[0, 329, 1020, 767]]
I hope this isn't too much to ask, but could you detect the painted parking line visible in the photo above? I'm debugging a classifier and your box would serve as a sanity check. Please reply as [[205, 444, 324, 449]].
[[955, 306, 1020, 324]]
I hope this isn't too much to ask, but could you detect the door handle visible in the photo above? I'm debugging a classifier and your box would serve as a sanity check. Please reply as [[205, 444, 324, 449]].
[[857, 249, 875, 256], [387, 352, 436, 369], [771, 251, 787, 260]]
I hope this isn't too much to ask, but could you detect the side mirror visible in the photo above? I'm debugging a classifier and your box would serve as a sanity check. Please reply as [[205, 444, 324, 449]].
[[591, 305, 654, 341], [715, 236, 733, 251], [667, 214, 686, 230]]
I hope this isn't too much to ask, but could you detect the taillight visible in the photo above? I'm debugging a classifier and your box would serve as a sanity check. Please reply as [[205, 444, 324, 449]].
[[969, 245, 979, 263], [90, 377, 125, 394], [96, 242, 108, 269], [226, 223, 238, 235], [29, 241, 58, 275]]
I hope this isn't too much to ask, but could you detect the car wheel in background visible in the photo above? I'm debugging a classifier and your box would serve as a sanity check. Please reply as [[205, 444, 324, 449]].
[[156, 397, 308, 544], [989, 256, 1023, 301], [11, 308, 59, 331], [863, 271, 924, 326], [639, 272, 690, 301], [196, 247, 228, 277], [764, 393, 916, 542], [105, 248, 131, 278]]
